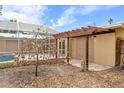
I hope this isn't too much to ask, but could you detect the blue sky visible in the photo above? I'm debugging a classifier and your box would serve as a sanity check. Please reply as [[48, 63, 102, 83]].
[[0, 5, 124, 32]]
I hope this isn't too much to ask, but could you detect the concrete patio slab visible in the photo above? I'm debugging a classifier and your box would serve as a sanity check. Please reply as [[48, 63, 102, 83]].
[[69, 59, 112, 71]]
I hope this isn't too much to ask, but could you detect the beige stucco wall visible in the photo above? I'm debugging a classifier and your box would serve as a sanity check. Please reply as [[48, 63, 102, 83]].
[[88, 36, 94, 63], [71, 37, 77, 59], [71, 37, 86, 60], [0, 40, 6, 52], [6, 40, 18, 52], [0, 39, 22, 53], [115, 28, 124, 39], [94, 33, 116, 66], [71, 36, 94, 62]]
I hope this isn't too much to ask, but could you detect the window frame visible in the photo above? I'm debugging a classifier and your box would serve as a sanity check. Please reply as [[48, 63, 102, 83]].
[[59, 39, 66, 56]]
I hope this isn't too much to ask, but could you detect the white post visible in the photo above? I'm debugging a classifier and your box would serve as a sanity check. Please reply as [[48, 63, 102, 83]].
[[16, 20, 20, 56]]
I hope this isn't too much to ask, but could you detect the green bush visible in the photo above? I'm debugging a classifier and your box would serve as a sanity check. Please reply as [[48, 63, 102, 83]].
[[0, 61, 16, 69], [80, 59, 88, 72]]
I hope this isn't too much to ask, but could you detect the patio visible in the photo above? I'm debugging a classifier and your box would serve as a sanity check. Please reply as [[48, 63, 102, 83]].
[[69, 59, 112, 71]]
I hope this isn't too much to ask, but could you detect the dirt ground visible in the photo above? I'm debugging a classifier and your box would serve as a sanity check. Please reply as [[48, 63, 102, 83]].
[[0, 61, 124, 88]]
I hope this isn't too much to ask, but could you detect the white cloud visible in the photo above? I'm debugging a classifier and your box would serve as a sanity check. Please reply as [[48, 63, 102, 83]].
[[80, 5, 118, 15], [50, 19, 54, 24], [0, 5, 47, 25], [51, 5, 118, 29], [51, 7, 76, 28], [80, 6, 99, 15]]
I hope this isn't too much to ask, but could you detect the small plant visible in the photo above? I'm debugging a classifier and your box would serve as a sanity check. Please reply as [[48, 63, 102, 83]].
[[80, 58, 88, 72], [31, 76, 40, 87]]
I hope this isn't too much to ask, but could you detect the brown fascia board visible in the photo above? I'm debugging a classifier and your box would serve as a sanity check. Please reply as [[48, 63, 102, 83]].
[[92, 29, 115, 35], [69, 27, 94, 37], [53, 27, 115, 39], [53, 31, 69, 39], [54, 28, 92, 38], [95, 28, 115, 33]]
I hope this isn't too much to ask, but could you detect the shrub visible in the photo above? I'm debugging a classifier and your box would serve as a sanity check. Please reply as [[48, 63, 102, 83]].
[[80, 59, 88, 72], [0, 62, 15, 69]]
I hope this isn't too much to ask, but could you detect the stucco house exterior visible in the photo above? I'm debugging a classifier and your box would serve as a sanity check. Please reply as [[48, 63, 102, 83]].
[[0, 20, 58, 54], [54, 23, 124, 67]]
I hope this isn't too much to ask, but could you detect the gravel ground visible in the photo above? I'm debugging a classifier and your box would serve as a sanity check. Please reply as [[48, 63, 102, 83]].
[[0, 61, 124, 88]]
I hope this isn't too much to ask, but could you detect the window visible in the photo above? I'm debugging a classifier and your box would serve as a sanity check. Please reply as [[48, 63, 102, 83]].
[[59, 42, 61, 49], [59, 41, 61, 54], [3, 30, 9, 33], [62, 40, 65, 49], [59, 39, 66, 56], [62, 40, 65, 54], [22, 31, 28, 34], [9, 30, 17, 34]]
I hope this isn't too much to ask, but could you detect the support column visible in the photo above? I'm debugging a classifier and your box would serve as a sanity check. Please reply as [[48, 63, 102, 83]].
[[55, 39, 58, 59], [115, 38, 121, 66], [67, 37, 70, 64], [86, 35, 89, 70]]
